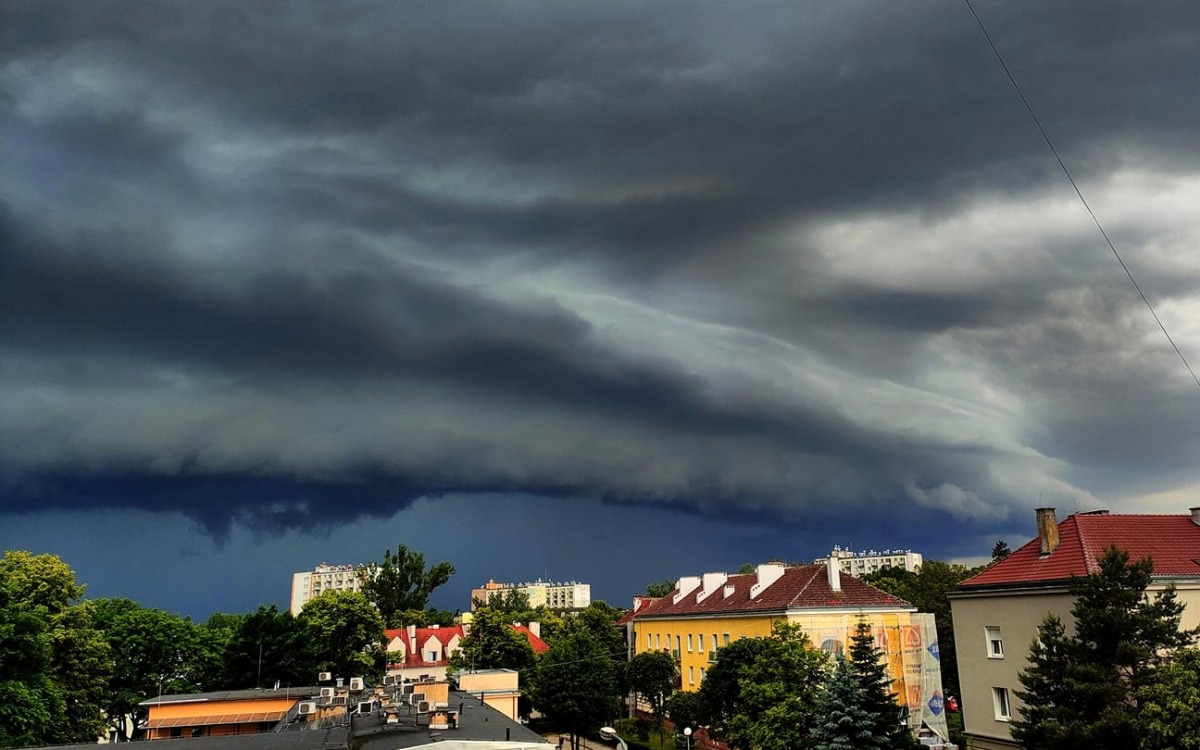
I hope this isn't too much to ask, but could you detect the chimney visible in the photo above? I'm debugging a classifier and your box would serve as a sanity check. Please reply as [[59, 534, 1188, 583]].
[[527, 621, 540, 639], [407, 624, 418, 654], [826, 556, 841, 592], [1191, 507, 1200, 527], [1036, 507, 1059, 554]]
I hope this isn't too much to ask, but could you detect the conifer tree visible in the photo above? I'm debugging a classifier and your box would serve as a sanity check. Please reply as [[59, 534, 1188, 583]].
[[1013, 545, 1198, 750], [813, 653, 876, 750], [847, 619, 916, 749]]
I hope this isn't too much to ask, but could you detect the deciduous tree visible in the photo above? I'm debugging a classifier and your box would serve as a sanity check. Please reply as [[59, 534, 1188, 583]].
[[627, 650, 676, 741], [359, 545, 454, 628], [299, 590, 385, 681], [531, 629, 620, 750], [449, 607, 535, 672]]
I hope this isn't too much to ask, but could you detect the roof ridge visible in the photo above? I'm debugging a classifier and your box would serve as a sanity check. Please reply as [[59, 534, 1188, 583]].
[[1069, 514, 1100, 574], [787, 564, 822, 606]]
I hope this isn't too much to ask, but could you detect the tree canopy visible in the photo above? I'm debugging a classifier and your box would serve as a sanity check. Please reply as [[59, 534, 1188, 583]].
[[531, 628, 621, 750], [299, 590, 385, 681], [0, 552, 112, 747], [359, 545, 455, 628], [450, 607, 535, 673]]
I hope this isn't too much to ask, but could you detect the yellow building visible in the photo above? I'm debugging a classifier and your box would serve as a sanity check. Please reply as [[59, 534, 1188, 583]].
[[628, 562, 948, 740]]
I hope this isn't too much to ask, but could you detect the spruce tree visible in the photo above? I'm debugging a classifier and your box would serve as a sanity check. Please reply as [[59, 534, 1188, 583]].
[[813, 653, 876, 750], [847, 619, 916, 749]]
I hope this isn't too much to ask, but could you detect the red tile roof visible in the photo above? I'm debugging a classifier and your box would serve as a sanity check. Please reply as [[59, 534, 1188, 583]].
[[629, 564, 910, 620], [383, 622, 548, 666], [512, 624, 550, 653], [960, 512, 1200, 589]]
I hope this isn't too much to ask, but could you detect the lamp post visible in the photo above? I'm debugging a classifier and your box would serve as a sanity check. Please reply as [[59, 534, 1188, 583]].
[[599, 727, 628, 750], [683, 726, 692, 750]]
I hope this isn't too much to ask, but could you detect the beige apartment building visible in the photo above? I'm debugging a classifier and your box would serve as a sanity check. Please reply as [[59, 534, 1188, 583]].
[[290, 563, 366, 615], [469, 579, 591, 611], [949, 507, 1200, 750]]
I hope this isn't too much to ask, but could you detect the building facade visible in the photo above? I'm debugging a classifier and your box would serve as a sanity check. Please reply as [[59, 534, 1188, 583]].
[[817, 546, 924, 576], [627, 562, 949, 740], [384, 622, 549, 684], [469, 579, 591, 611], [949, 507, 1200, 750], [290, 563, 366, 615]]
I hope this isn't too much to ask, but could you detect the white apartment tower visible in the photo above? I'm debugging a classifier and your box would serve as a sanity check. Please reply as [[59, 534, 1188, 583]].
[[290, 563, 365, 615], [817, 546, 923, 576]]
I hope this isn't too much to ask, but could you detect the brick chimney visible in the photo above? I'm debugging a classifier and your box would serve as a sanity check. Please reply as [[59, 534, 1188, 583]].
[[826, 556, 842, 592], [1036, 507, 1059, 555]]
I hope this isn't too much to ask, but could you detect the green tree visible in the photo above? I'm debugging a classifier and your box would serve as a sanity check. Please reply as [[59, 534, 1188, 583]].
[[299, 590, 385, 681], [861, 560, 979, 698], [531, 628, 620, 750], [991, 540, 1012, 562], [218, 605, 317, 689], [708, 622, 828, 750], [1138, 647, 1200, 750], [0, 572, 60, 747], [359, 545, 455, 628], [450, 607, 535, 672], [627, 650, 677, 742], [697, 635, 773, 739], [846, 619, 915, 749], [1012, 546, 1197, 750], [813, 654, 876, 750], [645, 579, 676, 598], [93, 598, 209, 740], [664, 690, 702, 733], [0, 551, 112, 745]]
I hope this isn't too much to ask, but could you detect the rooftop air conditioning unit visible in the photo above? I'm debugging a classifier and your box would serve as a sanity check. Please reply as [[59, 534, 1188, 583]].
[[320, 687, 335, 699], [356, 702, 374, 715], [383, 675, 397, 686], [416, 701, 431, 714], [297, 702, 317, 716], [349, 677, 364, 691], [318, 672, 332, 682], [402, 684, 415, 695]]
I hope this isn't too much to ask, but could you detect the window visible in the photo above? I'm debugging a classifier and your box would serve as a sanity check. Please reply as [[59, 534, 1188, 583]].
[[428, 650, 438, 661], [676, 635, 681, 653], [723, 633, 731, 646], [712, 633, 717, 651], [687, 634, 693, 652], [688, 666, 695, 684], [647, 634, 652, 649], [699, 667, 706, 682], [985, 626, 1004, 658], [993, 687, 1011, 721], [656, 634, 661, 649], [698, 633, 705, 652]]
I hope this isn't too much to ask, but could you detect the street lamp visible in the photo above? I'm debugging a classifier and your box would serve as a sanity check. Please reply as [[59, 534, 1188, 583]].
[[683, 726, 692, 750], [599, 727, 628, 750]]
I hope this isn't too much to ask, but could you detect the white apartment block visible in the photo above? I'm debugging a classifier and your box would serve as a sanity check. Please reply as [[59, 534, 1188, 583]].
[[470, 579, 591, 611], [816, 546, 923, 576], [290, 562, 366, 614]]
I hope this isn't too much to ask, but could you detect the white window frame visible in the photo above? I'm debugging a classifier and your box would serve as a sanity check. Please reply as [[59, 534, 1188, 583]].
[[992, 687, 1011, 721], [985, 626, 1004, 658], [688, 666, 695, 684], [698, 633, 705, 652], [687, 634, 693, 652]]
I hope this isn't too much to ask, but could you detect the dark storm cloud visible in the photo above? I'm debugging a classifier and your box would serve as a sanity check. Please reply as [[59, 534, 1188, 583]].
[[4, 0, 1200, 543]]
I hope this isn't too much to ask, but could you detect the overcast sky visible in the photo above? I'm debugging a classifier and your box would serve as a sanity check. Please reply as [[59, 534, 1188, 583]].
[[4, 1, 1200, 619]]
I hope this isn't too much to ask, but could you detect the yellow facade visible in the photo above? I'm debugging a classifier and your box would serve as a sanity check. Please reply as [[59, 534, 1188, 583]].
[[632, 610, 925, 695]]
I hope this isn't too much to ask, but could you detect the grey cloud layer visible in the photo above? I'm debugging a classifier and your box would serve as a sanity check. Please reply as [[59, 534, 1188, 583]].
[[3, 0, 1200, 533]]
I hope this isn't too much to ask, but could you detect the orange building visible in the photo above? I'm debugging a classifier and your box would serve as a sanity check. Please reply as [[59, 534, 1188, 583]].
[[141, 687, 316, 739]]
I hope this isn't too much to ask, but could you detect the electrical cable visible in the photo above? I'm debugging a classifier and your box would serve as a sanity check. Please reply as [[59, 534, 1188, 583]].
[[963, 0, 1200, 387]]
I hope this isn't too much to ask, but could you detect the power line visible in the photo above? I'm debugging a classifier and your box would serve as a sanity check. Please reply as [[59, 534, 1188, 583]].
[[962, 0, 1200, 388]]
